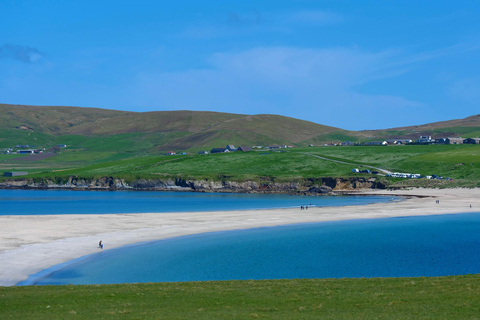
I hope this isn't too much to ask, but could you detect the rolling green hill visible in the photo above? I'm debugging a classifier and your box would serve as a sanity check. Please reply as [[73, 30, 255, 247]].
[[0, 104, 354, 152], [1, 103, 479, 155], [362, 114, 480, 140]]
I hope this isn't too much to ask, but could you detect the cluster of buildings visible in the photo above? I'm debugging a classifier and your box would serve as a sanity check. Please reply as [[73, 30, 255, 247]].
[[386, 172, 452, 180], [415, 136, 480, 145], [339, 136, 480, 146], [352, 169, 452, 181], [1, 144, 67, 154], [207, 144, 294, 154], [166, 144, 294, 156], [1, 145, 42, 154]]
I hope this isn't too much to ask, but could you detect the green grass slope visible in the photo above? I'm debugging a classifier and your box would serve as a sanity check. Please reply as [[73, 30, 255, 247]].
[[2, 276, 480, 319], [2, 145, 479, 189], [0, 104, 127, 133], [0, 104, 352, 152]]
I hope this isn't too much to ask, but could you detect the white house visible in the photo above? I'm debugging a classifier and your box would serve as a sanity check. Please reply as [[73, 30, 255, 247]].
[[417, 136, 434, 143]]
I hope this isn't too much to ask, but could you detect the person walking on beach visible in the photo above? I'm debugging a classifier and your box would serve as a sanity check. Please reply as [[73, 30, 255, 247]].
[[99, 240, 103, 249]]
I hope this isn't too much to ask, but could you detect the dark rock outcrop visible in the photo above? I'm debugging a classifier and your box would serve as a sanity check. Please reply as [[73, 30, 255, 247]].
[[0, 176, 387, 193]]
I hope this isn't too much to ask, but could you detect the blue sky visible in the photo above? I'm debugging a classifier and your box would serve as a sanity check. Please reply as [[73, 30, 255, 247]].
[[1, 0, 479, 130]]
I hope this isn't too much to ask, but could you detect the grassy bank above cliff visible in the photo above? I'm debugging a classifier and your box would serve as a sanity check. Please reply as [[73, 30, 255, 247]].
[[1, 145, 480, 188], [2, 276, 480, 319]]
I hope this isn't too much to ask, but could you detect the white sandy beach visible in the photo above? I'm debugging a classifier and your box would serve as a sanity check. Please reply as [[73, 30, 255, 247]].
[[1, 188, 479, 286]]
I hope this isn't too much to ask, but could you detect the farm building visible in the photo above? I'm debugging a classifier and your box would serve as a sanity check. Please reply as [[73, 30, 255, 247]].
[[463, 138, 480, 144], [210, 148, 229, 154], [367, 141, 388, 146], [386, 139, 412, 145], [4, 172, 28, 177], [417, 136, 434, 143], [237, 146, 252, 152], [445, 137, 463, 145]]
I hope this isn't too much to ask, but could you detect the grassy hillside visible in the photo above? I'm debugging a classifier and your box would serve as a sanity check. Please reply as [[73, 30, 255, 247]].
[[307, 144, 480, 178], [1, 104, 480, 153], [1, 145, 479, 189], [0, 104, 126, 134], [2, 276, 480, 319], [362, 114, 480, 140], [0, 104, 352, 152]]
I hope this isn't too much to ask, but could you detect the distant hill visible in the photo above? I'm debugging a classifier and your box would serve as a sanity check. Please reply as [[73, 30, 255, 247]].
[[361, 114, 480, 140], [1, 104, 479, 152], [0, 104, 354, 152]]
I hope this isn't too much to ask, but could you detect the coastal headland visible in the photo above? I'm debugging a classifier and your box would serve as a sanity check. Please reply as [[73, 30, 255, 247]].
[[0, 188, 479, 286]]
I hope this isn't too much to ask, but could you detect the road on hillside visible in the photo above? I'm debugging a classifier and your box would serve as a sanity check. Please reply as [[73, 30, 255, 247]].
[[303, 153, 393, 175]]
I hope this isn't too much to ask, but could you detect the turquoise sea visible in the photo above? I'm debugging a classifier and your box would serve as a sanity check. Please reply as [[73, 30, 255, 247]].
[[19, 213, 480, 285], [0, 189, 394, 215], [8, 190, 480, 286]]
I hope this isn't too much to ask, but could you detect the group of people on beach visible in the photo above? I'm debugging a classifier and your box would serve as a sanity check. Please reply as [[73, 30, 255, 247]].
[[300, 205, 311, 210]]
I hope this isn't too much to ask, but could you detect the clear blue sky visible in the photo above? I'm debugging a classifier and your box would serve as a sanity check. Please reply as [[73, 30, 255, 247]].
[[1, 0, 479, 130]]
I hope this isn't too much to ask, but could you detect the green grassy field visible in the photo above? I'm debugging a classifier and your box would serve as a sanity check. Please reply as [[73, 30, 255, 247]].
[[2, 276, 480, 319], [1, 144, 480, 187]]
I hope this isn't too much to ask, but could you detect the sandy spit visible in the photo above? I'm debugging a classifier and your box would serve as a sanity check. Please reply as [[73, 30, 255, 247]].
[[0, 188, 479, 286]]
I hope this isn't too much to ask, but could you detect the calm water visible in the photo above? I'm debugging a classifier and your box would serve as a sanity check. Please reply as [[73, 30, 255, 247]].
[[0, 189, 395, 215], [20, 212, 480, 286]]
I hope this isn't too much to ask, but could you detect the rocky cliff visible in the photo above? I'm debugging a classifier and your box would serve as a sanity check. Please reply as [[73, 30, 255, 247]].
[[0, 176, 387, 194]]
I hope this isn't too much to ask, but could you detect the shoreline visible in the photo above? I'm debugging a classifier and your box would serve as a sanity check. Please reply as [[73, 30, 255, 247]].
[[1, 188, 479, 286]]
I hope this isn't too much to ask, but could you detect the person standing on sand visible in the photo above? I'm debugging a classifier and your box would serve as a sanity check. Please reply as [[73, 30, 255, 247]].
[[99, 240, 103, 249]]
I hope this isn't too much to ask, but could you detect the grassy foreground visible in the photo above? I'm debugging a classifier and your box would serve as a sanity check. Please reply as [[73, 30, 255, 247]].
[[2, 276, 480, 319]]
